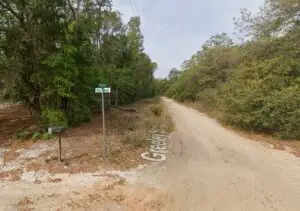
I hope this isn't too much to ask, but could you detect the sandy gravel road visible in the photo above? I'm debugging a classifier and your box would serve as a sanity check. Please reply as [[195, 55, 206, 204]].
[[158, 98, 300, 211], [1, 98, 300, 211]]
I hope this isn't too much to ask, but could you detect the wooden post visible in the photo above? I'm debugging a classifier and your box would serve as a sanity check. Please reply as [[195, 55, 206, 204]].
[[58, 134, 62, 162]]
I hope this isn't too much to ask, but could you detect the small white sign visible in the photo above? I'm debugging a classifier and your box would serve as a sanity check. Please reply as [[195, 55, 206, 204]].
[[95, 87, 111, 93], [95, 88, 102, 93]]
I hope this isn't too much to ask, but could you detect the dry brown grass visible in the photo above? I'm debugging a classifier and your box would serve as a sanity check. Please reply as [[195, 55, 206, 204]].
[[61, 178, 167, 211], [230, 128, 300, 157], [0, 171, 9, 179], [26, 162, 45, 172], [1, 98, 173, 177], [0, 104, 33, 144], [0, 168, 23, 181], [17, 196, 34, 211], [3, 150, 19, 162], [118, 98, 173, 148], [2, 140, 34, 163]]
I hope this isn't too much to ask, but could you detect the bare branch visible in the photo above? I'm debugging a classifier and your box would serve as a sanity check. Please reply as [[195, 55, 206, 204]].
[[67, 0, 76, 20], [0, 0, 21, 20]]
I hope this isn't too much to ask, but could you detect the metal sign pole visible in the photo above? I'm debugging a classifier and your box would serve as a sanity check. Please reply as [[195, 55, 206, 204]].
[[101, 90, 107, 157], [96, 84, 110, 157]]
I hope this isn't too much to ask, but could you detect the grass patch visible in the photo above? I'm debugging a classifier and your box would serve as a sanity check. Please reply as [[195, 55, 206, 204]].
[[1, 97, 174, 175], [41, 132, 54, 140], [120, 98, 173, 148], [105, 97, 174, 168], [14, 130, 32, 140]]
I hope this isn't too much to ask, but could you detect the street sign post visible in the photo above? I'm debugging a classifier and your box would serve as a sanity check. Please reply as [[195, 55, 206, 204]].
[[95, 87, 111, 93], [51, 126, 66, 162], [95, 85, 111, 157], [98, 84, 107, 88], [101, 89, 106, 157]]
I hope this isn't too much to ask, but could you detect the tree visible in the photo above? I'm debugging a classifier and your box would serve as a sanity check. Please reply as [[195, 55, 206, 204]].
[[168, 68, 181, 81], [203, 33, 234, 49], [165, 0, 300, 139], [234, 0, 300, 39], [0, 0, 156, 128]]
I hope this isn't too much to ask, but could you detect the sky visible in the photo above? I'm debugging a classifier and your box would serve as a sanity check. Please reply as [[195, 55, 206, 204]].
[[113, 0, 265, 78]]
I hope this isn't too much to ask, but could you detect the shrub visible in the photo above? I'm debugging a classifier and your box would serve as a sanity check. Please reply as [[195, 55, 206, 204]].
[[124, 132, 149, 148], [197, 88, 219, 110], [150, 105, 163, 117], [41, 108, 68, 128], [221, 57, 300, 139], [15, 131, 31, 140], [67, 102, 91, 126], [42, 132, 53, 140], [32, 132, 41, 141]]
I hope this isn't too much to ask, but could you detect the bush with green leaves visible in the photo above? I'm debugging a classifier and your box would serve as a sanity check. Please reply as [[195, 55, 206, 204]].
[[42, 132, 54, 140], [41, 108, 68, 128], [222, 55, 300, 139], [67, 102, 91, 126], [164, 7, 300, 139], [15, 131, 32, 140], [0, 1, 156, 130], [150, 105, 163, 117], [32, 132, 42, 141]]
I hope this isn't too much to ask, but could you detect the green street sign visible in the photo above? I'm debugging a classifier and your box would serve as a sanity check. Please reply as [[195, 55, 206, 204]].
[[95, 87, 111, 93], [98, 84, 107, 88], [95, 88, 101, 93], [102, 87, 111, 93]]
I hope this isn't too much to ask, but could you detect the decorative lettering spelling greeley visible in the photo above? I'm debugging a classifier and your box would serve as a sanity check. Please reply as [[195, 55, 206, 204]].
[[141, 131, 168, 162]]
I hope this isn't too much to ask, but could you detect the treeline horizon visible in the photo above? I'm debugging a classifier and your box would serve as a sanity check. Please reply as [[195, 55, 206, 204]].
[[0, 0, 157, 129], [156, 0, 300, 139]]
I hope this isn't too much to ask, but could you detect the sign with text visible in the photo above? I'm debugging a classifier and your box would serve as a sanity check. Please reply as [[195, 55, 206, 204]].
[[95, 84, 111, 157], [95, 87, 111, 93]]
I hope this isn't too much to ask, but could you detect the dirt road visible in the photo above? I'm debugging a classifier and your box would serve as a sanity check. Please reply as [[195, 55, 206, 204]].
[[2, 98, 300, 210], [157, 98, 300, 210]]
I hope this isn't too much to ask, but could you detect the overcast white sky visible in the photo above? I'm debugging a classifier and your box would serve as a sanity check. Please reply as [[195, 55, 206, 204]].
[[113, 0, 265, 78]]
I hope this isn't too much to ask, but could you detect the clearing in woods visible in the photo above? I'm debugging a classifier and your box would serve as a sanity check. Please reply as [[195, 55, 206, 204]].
[[2, 98, 300, 210], [0, 98, 172, 210]]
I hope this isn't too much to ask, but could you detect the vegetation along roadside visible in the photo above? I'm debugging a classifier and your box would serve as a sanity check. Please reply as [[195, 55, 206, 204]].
[[0, 98, 173, 181], [156, 0, 300, 144]]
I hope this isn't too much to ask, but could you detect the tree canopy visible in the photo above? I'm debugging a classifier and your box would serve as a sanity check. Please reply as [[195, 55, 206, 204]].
[[0, 0, 156, 128]]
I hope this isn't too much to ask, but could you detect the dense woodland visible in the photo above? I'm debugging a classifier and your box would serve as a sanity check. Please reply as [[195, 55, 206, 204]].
[[0, 0, 156, 128], [158, 0, 300, 139]]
